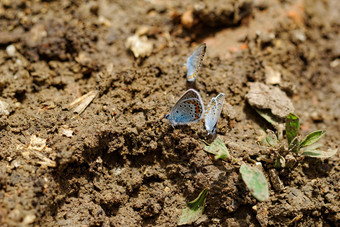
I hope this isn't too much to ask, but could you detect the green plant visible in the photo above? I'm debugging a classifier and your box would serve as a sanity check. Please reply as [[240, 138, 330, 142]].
[[240, 164, 269, 202], [261, 113, 337, 165], [204, 137, 230, 160], [285, 113, 337, 158], [178, 188, 208, 225]]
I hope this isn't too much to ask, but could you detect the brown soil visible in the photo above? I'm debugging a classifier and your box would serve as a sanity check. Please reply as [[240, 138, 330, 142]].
[[0, 0, 339, 226]]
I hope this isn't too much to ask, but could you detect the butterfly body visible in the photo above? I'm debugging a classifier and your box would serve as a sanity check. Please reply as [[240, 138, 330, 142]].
[[167, 89, 205, 127], [205, 93, 225, 135], [186, 43, 206, 82]]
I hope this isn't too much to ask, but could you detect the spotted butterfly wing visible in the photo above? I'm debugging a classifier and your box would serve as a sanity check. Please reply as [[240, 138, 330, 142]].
[[186, 43, 206, 82], [167, 89, 205, 126], [205, 93, 225, 135]]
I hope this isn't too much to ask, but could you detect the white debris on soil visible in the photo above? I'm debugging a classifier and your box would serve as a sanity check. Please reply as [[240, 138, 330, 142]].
[[0, 99, 10, 116], [75, 52, 92, 65], [98, 15, 112, 26], [330, 59, 340, 67], [60, 126, 74, 138], [6, 44, 16, 56], [291, 29, 306, 42], [23, 214, 36, 225], [265, 66, 281, 85], [68, 90, 98, 115], [125, 33, 153, 58], [246, 82, 295, 119], [19, 135, 56, 167]]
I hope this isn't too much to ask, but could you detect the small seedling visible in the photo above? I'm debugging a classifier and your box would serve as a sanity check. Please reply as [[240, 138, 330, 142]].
[[204, 137, 230, 160], [178, 188, 208, 225], [285, 113, 337, 158], [260, 113, 337, 168], [240, 164, 269, 201]]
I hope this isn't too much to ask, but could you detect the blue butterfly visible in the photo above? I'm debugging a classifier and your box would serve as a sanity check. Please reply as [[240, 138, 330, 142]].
[[186, 43, 206, 82], [205, 93, 225, 135], [166, 89, 205, 127]]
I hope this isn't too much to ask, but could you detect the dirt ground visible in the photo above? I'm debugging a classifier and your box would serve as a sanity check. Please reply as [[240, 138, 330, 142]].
[[0, 0, 339, 226]]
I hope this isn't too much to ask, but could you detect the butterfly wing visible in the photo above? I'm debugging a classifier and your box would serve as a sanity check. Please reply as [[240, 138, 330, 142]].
[[205, 93, 225, 134], [186, 43, 206, 82], [168, 89, 205, 126]]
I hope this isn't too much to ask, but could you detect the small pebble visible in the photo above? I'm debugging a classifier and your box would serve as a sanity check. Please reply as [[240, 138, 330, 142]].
[[6, 44, 16, 57], [265, 66, 281, 85], [269, 169, 284, 191], [310, 112, 323, 122], [181, 10, 194, 29], [330, 59, 339, 68], [23, 214, 36, 224], [60, 128, 74, 138], [125, 34, 153, 58], [0, 100, 10, 116]]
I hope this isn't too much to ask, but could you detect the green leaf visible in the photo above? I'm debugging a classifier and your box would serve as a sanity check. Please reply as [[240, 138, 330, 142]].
[[265, 130, 278, 147], [289, 137, 300, 153], [285, 113, 300, 145], [255, 108, 281, 126], [302, 149, 337, 158], [240, 164, 269, 201], [204, 137, 230, 160], [300, 130, 326, 148], [300, 142, 322, 151], [178, 189, 208, 225]]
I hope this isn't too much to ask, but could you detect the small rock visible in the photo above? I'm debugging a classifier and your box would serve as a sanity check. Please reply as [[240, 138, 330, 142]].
[[330, 59, 340, 68], [181, 9, 194, 29], [75, 52, 92, 65], [136, 26, 151, 36], [291, 30, 306, 43], [12, 160, 20, 169], [14, 102, 21, 108], [15, 58, 22, 65], [246, 82, 295, 119], [60, 127, 74, 138], [257, 31, 275, 47], [265, 66, 281, 85], [23, 214, 36, 224], [6, 44, 16, 57], [269, 169, 284, 191], [125, 34, 153, 58], [98, 16, 112, 26], [0, 100, 10, 116], [310, 112, 324, 122], [29, 135, 47, 151]]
